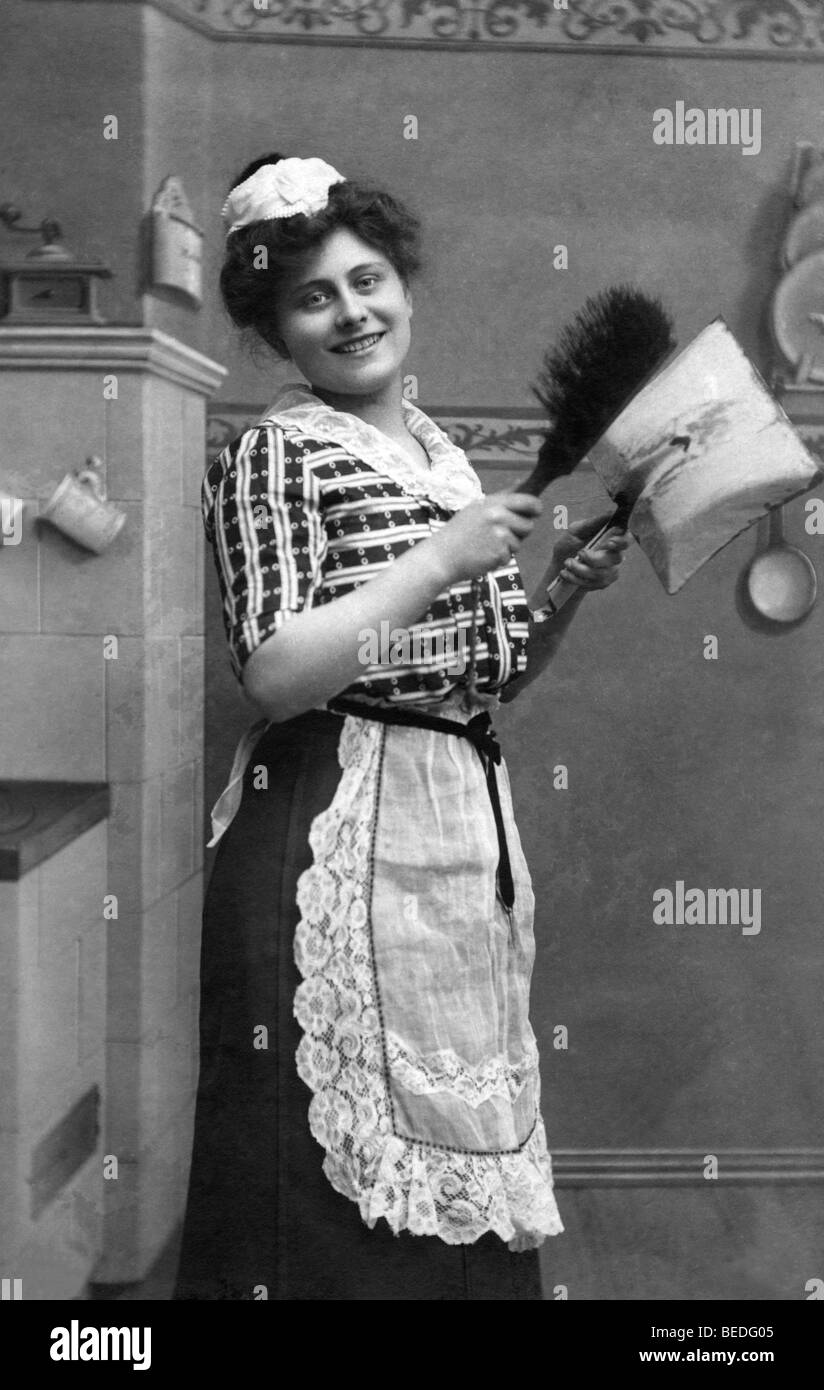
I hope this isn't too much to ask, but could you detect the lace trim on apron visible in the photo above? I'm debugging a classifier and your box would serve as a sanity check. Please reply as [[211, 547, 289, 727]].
[[292, 707, 564, 1251]]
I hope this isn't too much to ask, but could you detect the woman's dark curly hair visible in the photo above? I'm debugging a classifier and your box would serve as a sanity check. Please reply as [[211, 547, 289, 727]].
[[220, 153, 422, 359]]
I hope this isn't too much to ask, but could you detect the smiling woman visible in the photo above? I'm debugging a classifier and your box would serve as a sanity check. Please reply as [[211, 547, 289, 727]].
[[174, 152, 627, 1302], [269, 228, 420, 454], [219, 155, 421, 359]]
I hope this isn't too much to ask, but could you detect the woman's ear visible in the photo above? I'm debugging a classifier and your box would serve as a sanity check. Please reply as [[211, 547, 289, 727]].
[[404, 284, 413, 317], [267, 330, 290, 360], [263, 318, 290, 359]]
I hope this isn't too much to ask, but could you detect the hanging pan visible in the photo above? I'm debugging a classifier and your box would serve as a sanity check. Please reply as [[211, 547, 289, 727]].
[[744, 505, 817, 625]]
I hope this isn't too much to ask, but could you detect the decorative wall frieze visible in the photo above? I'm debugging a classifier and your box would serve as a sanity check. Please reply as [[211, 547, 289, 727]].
[[208, 401, 824, 475], [34, 1, 824, 60], [207, 403, 557, 469]]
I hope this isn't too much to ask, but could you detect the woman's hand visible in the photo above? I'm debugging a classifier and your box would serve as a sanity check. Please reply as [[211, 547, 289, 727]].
[[551, 511, 631, 590], [427, 490, 543, 587]]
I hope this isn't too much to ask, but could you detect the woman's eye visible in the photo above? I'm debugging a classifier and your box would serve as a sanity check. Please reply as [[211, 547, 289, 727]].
[[357, 275, 379, 289], [303, 291, 328, 308]]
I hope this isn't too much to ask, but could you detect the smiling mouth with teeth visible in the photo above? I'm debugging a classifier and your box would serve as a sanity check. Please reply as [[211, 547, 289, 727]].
[[332, 332, 385, 355]]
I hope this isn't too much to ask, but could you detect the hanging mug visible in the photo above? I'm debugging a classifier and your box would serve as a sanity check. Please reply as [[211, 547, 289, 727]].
[[0, 492, 24, 547], [41, 457, 126, 554]]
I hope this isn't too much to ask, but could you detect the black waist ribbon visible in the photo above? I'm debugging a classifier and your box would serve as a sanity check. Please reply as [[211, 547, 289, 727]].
[[327, 695, 515, 917]]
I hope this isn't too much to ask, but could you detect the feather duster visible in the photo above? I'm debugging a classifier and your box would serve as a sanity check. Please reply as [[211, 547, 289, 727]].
[[518, 285, 676, 497], [461, 287, 676, 710]]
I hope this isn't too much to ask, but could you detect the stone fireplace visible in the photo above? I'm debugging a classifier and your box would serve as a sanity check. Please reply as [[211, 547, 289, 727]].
[[0, 326, 224, 1290]]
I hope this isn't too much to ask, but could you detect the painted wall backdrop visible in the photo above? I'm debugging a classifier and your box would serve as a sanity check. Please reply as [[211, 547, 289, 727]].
[[4, 0, 824, 1185], [198, 32, 824, 1174]]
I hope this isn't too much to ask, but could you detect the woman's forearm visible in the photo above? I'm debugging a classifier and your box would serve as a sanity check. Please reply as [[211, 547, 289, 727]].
[[242, 536, 454, 722]]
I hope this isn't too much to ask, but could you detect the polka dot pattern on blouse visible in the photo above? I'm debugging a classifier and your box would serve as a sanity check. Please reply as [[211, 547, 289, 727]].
[[202, 423, 530, 702]]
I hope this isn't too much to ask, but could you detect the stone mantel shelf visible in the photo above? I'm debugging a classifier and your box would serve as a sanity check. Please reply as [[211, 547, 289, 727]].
[[0, 327, 226, 396], [0, 781, 109, 881]]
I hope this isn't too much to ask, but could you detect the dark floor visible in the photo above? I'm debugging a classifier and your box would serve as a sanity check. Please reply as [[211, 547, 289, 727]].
[[88, 1184, 824, 1300]]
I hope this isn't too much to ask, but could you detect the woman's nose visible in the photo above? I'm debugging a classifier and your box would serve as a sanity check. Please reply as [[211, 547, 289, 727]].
[[335, 291, 367, 327]]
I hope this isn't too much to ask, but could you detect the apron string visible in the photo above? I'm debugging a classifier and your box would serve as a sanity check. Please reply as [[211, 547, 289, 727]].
[[327, 696, 516, 916], [206, 716, 271, 848]]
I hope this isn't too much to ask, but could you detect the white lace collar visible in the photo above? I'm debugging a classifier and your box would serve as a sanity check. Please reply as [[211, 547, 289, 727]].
[[256, 382, 483, 512]]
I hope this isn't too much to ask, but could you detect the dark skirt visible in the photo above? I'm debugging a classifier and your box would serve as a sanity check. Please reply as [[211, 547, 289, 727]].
[[173, 709, 544, 1301]]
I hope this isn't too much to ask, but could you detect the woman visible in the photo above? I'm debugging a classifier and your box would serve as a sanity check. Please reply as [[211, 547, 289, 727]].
[[174, 154, 629, 1302]]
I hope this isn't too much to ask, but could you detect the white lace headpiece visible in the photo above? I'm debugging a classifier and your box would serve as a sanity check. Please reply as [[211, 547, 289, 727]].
[[222, 157, 346, 236]]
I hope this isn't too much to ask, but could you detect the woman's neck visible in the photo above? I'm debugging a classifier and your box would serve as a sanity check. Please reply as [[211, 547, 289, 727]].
[[310, 380, 407, 438], [308, 376, 429, 469]]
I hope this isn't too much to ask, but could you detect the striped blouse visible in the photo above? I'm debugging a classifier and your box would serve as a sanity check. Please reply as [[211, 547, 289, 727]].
[[201, 385, 531, 705]]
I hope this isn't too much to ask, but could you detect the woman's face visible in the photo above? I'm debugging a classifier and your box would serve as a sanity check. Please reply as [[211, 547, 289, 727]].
[[273, 226, 412, 402]]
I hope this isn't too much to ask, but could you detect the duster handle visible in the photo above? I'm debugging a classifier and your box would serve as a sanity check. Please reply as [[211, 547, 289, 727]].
[[534, 496, 632, 620], [515, 439, 567, 497], [515, 465, 546, 497]]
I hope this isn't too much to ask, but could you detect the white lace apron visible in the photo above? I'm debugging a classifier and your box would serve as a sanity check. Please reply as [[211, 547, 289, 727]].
[[208, 689, 563, 1251]]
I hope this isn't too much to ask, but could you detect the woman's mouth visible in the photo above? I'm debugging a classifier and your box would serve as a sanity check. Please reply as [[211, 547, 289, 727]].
[[330, 332, 385, 356]]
